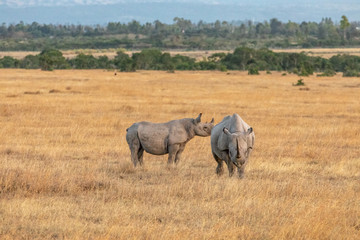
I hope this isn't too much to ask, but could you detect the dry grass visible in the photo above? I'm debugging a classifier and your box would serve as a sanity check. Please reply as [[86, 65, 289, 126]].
[[0, 69, 359, 239], [0, 49, 226, 60], [272, 48, 360, 59], [2, 48, 360, 60]]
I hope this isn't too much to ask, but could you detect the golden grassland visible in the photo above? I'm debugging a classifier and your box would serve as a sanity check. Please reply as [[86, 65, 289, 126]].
[[0, 69, 359, 239], [1, 47, 360, 60], [272, 48, 360, 59], [0, 49, 230, 61]]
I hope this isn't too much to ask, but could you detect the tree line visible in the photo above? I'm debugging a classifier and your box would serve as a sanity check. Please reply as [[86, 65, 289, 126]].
[[1, 16, 360, 50], [1, 47, 359, 77]]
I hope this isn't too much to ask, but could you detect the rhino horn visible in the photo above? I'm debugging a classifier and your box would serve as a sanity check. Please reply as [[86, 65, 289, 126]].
[[210, 118, 214, 124], [223, 127, 231, 135], [236, 138, 241, 158], [195, 113, 202, 123]]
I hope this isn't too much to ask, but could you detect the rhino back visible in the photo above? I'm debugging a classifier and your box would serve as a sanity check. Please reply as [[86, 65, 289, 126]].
[[137, 122, 170, 155], [229, 113, 251, 133]]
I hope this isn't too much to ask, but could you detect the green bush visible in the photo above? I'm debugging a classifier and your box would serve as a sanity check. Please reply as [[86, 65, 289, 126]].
[[292, 68, 299, 75], [317, 68, 336, 77], [248, 65, 259, 75], [113, 51, 134, 72], [218, 64, 227, 72], [0, 56, 19, 68], [39, 48, 69, 71], [343, 68, 360, 77], [132, 48, 163, 70], [293, 79, 305, 86], [0, 47, 360, 75], [70, 53, 99, 69], [19, 55, 40, 69]]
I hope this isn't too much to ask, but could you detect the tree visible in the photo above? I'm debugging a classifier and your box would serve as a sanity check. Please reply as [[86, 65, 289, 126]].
[[0, 56, 19, 68], [270, 18, 282, 35], [160, 52, 175, 71], [171, 54, 197, 70], [173, 17, 192, 33], [340, 15, 350, 40], [39, 49, 69, 71], [132, 48, 162, 70], [223, 47, 256, 70], [20, 55, 40, 69], [97, 56, 112, 69], [114, 51, 134, 72], [284, 21, 299, 37], [70, 53, 98, 69], [128, 20, 141, 34]]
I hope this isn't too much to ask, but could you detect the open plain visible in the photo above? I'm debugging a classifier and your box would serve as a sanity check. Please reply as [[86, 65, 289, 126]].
[[2, 48, 360, 60], [0, 69, 359, 239]]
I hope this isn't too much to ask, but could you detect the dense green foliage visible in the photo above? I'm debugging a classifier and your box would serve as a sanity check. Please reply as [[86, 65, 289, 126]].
[[38, 48, 69, 70], [1, 47, 360, 77], [1, 17, 360, 51]]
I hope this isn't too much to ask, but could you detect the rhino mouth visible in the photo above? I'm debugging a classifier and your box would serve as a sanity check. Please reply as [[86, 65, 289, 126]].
[[232, 158, 246, 168], [232, 160, 240, 168]]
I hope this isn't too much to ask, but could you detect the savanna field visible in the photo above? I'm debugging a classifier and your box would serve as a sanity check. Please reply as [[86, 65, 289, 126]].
[[0, 69, 359, 239]]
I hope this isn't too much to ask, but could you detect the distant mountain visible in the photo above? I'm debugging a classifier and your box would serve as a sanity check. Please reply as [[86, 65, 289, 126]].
[[0, 0, 230, 7], [0, 0, 359, 24]]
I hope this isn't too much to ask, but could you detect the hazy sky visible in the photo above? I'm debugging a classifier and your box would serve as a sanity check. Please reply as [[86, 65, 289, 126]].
[[0, 0, 359, 24], [1, 0, 359, 6]]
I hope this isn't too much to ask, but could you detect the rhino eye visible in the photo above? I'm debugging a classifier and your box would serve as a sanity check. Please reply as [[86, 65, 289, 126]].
[[204, 126, 208, 130]]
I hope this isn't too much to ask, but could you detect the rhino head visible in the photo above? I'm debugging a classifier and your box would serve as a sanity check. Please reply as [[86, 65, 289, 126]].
[[193, 113, 214, 136], [223, 127, 253, 166]]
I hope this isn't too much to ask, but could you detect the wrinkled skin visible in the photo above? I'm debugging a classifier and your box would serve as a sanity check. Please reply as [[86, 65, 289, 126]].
[[211, 113, 255, 178], [126, 113, 214, 166]]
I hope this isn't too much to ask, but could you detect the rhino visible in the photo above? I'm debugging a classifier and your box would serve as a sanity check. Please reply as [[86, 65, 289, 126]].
[[126, 113, 214, 166], [211, 113, 255, 178]]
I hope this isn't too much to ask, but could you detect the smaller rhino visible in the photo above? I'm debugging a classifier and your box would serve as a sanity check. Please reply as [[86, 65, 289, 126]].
[[126, 113, 214, 166], [211, 113, 255, 178]]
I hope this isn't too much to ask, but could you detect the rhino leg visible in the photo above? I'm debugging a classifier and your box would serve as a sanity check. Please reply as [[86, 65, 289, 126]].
[[212, 152, 223, 175], [174, 143, 186, 164], [129, 148, 138, 166], [227, 162, 235, 177], [126, 129, 142, 167], [167, 144, 180, 164], [220, 151, 234, 177], [138, 147, 144, 166]]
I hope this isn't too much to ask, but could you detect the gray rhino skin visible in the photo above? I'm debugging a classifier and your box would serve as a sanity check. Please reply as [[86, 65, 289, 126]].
[[126, 113, 214, 166], [211, 113, 255, 178]]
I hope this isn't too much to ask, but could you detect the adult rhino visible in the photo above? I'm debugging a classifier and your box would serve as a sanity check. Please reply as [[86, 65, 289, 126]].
[[211, 113, 255, 178], [126, 113, 214, 166]]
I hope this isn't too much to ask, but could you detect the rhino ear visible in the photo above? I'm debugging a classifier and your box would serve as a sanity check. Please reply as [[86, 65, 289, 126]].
[[195, 113, 202, 123], [223, 127, 231, 135], [247, 127, 253, 135], [210, 118, 214, 124]]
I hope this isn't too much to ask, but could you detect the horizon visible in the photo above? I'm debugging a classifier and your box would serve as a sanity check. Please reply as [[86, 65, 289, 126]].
[[0, 0, 359, 25]]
